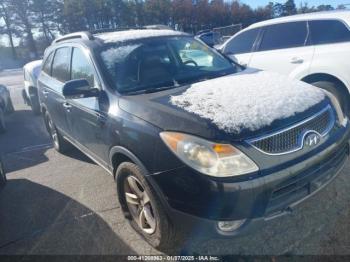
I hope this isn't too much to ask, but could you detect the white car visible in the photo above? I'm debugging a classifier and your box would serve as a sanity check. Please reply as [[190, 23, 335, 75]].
[[221, 10, 350, 115], [23, 60, 42, 114]]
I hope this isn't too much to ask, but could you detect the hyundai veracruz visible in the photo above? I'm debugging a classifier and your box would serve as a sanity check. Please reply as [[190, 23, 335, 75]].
[[37, 29, 350, 250]]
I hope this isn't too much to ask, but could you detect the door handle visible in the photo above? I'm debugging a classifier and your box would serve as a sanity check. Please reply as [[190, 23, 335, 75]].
[[290, 57, 304, 64], [62, 102, 72, 111], [96, 113, 107, 125]]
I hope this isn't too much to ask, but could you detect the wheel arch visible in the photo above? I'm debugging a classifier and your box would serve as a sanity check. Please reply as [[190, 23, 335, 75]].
[[109, 146, 149, 178], [302, 73, 350, 98]]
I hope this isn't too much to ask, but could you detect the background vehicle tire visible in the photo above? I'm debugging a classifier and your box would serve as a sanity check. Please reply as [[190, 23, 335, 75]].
[[115, 162, 175, 251], [0, 160, 6, 186], [0, 107, 6, 133], [6, 99, 15, 114], [311, 81, 349, 116], [44, 112, 71, 153], [30, 96, 41, 115]]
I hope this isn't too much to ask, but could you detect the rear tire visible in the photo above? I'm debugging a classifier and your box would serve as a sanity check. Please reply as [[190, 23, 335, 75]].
[[0, 107, 6, 133], [44, 112, 71, 153], [115, 162, 175, 251], [311, 81, 349, 116]]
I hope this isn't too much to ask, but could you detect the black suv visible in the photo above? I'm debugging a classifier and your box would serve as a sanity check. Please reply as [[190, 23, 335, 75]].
[[38, 29, 350, 250]]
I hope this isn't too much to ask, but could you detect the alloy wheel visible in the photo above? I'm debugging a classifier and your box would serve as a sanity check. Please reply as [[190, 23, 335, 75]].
[[124, 175, 156, 234]]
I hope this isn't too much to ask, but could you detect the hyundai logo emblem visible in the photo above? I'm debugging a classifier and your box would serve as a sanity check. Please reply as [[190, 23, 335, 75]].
[[304, 132, 321, 147]]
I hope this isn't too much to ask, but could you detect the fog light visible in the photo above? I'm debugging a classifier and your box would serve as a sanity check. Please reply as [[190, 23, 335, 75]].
[[217, 219, 246, 232]]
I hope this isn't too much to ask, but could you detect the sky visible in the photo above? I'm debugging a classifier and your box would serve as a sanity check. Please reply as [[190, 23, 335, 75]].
[[242, 0, 347, 8], [0, 0, 348, 46]]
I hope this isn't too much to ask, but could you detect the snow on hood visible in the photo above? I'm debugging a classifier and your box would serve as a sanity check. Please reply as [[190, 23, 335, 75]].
[[170, 70, 325, 133]]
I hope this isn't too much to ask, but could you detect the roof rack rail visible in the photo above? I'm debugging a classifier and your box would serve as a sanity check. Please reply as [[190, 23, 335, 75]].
[[52, 31, 94, 44]]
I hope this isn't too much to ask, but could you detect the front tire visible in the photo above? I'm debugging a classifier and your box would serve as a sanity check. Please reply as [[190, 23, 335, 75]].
[[311, 81, 349, 116], [115, 162, 175, 251], [44, 112, 71, 153]]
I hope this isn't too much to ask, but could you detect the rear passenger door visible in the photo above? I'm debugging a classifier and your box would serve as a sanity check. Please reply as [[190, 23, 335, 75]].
[[308, 20, 350, 82], [223, 28, 260, 66], [249, 21, 314, 78], [41, 47, 72, 134]]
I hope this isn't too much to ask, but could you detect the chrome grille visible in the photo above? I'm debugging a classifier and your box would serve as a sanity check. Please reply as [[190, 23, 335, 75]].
[[248, 105, 335, 155]]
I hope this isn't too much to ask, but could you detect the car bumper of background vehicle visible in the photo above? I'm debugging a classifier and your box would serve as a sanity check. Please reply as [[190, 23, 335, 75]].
[[147, 126, 350, 237]]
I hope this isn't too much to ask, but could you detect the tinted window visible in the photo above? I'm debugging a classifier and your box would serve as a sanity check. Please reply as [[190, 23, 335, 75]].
[[42, 52, 54, 75], [52, 47, 71, 82], [224, 29, 259, 54], [71, 48, 95, 87], [259, 22, 307, 51], [309, 20, 350, 45]]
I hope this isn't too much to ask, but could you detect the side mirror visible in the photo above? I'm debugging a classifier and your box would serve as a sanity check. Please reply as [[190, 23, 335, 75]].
[[62, 79, 99, 99]]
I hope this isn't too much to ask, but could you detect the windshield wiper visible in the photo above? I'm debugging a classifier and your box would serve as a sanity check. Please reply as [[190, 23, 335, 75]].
[[122, 80, 180, 95]]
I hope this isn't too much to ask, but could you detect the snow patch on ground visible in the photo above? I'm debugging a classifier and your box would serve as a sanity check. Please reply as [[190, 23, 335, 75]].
[[170, 70, 325, 133], [96, 29, 186, 43]]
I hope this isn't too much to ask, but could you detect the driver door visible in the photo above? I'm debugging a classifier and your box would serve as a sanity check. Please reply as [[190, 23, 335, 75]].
[[65, 47, 110, 164]]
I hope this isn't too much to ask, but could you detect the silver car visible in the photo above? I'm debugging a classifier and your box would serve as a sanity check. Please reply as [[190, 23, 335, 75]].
[[23, 60, 42, 114]]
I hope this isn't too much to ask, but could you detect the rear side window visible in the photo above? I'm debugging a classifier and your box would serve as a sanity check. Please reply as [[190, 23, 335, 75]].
[[52, 47, 71, 82], [42, 52, 54, 75], [259, 22, 308, 51], [224, 29, 259, 54], [309, 20, 350, 45], [71, 48, 95, 87]]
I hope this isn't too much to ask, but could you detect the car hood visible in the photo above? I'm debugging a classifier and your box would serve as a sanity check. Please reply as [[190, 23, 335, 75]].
[[118, 69, 329, 142]]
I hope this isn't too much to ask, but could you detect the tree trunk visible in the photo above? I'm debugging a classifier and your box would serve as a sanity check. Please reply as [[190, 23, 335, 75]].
[[7, 28, 17, 59], [0, 3, 17, 59]]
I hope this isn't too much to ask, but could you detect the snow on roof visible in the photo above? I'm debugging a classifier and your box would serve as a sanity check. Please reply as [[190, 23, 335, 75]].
[[247, 10, 350, 29], [170, 70, 325, 133], [95, 29, 187, 43]]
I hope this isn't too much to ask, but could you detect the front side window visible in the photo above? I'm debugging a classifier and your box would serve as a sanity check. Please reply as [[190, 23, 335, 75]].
[[259, 22, 308, 51], [309, 20, 350, 45], [52, 47, 71, 82], [99, 36, 236, 93], [71, 48, 95, 87], [224, 29, 259, 55]]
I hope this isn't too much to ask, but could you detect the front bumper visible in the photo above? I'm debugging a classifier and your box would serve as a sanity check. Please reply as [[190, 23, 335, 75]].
[[147, 123, 350, 236]]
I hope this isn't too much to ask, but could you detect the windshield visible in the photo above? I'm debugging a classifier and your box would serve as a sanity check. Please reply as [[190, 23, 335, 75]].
[[99, 36, 237, 94]]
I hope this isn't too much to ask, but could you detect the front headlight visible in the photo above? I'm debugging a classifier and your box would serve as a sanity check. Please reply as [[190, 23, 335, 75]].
[[160, 132, 259, 177]]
